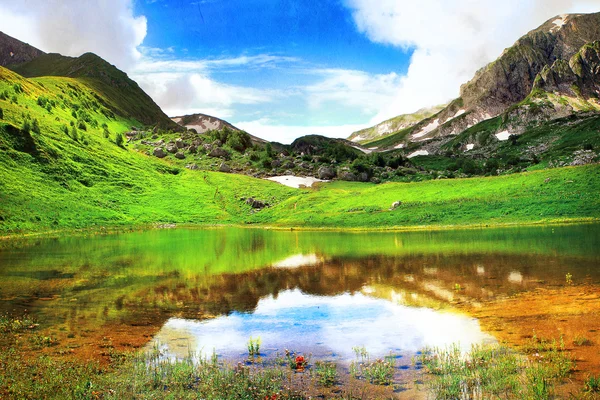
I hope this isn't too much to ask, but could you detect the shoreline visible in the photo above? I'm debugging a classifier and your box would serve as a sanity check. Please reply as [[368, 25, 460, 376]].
[[1, 217, 598, 242]]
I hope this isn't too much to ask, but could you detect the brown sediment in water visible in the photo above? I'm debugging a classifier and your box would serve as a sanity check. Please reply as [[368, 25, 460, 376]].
[[457, 284, 600, 396]]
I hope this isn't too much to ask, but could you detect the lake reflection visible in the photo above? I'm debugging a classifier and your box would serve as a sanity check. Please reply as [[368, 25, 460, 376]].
[[149, 289, 496, 363], [0, 224, 598, 363]]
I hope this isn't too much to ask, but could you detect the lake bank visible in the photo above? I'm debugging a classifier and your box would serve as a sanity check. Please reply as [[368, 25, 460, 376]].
[[2, 163, 599, 236]]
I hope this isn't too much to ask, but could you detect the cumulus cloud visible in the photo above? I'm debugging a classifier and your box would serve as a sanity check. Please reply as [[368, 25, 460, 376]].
[[344, 0, 600, 124], [0, 0, 146, 70], [306, 69, 403, 115], [133, 69, 279, 118]]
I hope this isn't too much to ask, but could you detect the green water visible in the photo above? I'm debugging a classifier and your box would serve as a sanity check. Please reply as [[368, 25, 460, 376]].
[[0, 224, 599, 361]]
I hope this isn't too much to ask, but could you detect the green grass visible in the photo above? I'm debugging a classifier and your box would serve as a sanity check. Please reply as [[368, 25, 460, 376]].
[[0, 65, 599, 236], [251, 164, 600, 228], [420, 341, 573, 399]]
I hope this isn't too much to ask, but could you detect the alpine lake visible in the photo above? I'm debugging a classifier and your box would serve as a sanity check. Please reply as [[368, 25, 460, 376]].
[[1, 223, 599, 397]]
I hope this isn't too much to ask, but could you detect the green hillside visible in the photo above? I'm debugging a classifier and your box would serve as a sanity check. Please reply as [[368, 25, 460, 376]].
[[8, 52, 177, 129], [0, 66, 598, 236]]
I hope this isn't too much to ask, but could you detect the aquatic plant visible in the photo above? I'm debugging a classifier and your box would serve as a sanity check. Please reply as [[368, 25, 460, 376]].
[[349, 347, 395, 385], [313, 361, 337, 387], [584, 374, 600, 393], [573, 335, 593, 346], [566, 272, 573, 285], [247, 336, 261, 359], [420, 340, 573, 399], [0, 313, 37, 333]]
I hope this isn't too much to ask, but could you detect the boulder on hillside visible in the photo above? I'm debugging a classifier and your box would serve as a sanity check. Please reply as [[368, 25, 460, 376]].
[[219, 162, 231, 173], [318, 166, 336, 180], [166, 143, 178, 153], [153, 147, 167, 158], [339, 172, 357, 182], [245, 197, 267, 209], [390, 201, 402, 210], [357, 172, 369, 182], [186, 164, 199, 170], [175, 152, 185, 159], [188, 144, 198, 154], [176, 138, 185, 148], [208, 147, 230, 159]]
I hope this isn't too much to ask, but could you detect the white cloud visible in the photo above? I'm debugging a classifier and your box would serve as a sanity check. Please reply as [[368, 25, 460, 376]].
[[306, 69, 403, 115], [344, 0, 600, 124], [0, 0, 146, 70], [131, 59, 284, 118], [235, 118, 369, 144]]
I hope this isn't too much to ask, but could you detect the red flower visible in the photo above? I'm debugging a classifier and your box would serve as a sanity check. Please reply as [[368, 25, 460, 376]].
[[295, 355, 306, 371]]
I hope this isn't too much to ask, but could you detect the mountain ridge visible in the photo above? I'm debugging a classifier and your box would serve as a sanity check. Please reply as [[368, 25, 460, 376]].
[[354, 12, 600, 157]]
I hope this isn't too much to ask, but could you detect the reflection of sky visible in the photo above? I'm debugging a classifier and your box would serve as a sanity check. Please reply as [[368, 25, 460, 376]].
[[148, 289, 495, 362]]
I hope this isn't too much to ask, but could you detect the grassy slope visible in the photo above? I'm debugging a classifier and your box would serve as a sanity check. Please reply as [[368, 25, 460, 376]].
[[0, 67, 598, 235], [0, 67, 294, 234], [9, 53, 177, 129], [251, 165, 600, 228]]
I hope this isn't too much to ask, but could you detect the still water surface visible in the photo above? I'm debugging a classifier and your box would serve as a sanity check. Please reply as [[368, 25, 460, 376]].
[[1, 224, 598, 363]]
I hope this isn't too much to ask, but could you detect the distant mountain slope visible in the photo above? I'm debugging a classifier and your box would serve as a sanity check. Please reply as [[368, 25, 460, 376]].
[[8, 52, 177, 129], [171, 113, 266, 144], [361, 12, 600, 154], [348, 104, 446, 144], [0, 31, 44, 67], [0, 32, 176, 129]]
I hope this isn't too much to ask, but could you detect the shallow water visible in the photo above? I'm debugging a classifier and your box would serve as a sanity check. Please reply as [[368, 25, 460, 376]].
[[1, 224, 599, 363]]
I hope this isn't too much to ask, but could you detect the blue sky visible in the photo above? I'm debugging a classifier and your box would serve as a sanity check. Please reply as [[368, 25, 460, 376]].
[[2, 0, 599, 142], [130, 0, 414, 137]]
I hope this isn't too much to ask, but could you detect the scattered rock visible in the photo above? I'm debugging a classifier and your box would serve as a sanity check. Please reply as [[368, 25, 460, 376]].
[[339, 172, 357, 181], [189, 145, 197, 154], [544, 177, 551, 183], [186, 164, 199, 170], [390, 201, 402, 210], [153, 147, 166, 158], [174, 152, 185, 159], [245, 197, 266, 209], [208, 148, 230, 159], [271, 159, 282, 168], [219, 162, 231, 173], [166, 143, 178, 153], [570, 150, 596, 166], [318, 166, 336, 180], [176, 138, 185, 148]]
